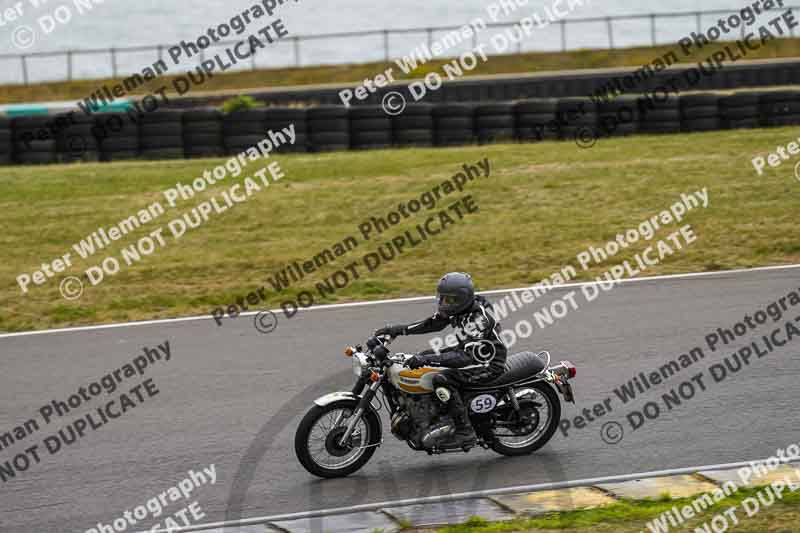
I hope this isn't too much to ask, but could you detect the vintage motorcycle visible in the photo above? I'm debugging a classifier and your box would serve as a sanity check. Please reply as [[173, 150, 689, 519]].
[[295, 334, 577, 478]]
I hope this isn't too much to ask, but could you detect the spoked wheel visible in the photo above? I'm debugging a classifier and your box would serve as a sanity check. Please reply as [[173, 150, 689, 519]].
[[490, 381, 561, 456], [295, 399, 381, 478]]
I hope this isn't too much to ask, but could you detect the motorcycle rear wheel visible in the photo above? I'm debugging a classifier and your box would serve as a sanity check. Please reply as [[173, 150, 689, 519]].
[[295, 399, 382, 478], [490, 382, 561, 456]]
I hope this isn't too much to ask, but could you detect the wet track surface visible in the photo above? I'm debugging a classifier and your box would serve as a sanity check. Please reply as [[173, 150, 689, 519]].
[[1, 267, 799, 532]]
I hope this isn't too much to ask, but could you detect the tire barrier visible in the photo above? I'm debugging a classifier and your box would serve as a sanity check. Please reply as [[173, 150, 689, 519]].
[[475, 103, 516, 144], [163, 58, 800, 109], [515, 98, 558, 142], [392, 103, 434, 147], [97, 112, 140, 162], [556, 97, 597, 141], [140, 110, 184, 160], [760, 90, 800, 127], [680, 93, 721, 133], [720, 93, 761, 130], [12, 116, 57, 165], [223, 109, 268, 156], [184, 109, 225, 159], [307, 106, 349, 152], [433, 103, 475, 147], [597, 95, 639, 137], [0, 118, 11, 166], [6, 88, 800, 166], [265, 108, 308, 153], [349, 106, 392, 150], [638, 96, 680, 135]]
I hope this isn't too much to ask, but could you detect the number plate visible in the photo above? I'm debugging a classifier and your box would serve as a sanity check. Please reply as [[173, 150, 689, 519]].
[[469, 394, 497, 413]]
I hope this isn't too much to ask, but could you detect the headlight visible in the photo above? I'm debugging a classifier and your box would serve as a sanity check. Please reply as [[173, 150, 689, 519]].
[[352, 353, 367, 377]]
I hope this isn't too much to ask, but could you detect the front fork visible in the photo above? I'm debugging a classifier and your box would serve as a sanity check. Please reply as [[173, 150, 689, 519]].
[[338, 376, 381, 445]]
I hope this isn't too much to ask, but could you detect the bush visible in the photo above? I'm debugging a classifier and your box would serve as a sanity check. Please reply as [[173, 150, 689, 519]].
[[222, 95, 261, 114]]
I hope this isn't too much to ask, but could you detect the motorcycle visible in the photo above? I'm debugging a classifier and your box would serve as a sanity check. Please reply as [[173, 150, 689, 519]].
[[295, 334, 577, 478]]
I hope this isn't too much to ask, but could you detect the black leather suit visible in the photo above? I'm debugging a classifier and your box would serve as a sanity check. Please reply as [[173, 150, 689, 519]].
[[399, 295, 507, 386]]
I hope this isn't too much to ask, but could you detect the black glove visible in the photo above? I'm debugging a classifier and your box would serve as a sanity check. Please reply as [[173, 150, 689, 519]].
[[405, 355, 427, 369], [374, 324, 405, 337]]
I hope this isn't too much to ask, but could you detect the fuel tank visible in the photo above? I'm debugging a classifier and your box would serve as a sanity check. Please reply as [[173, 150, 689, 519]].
[[387, 363, 443, 394]]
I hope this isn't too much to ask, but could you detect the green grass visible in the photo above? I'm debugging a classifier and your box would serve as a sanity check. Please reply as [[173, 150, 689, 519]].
[[3, 37, 800, 105], [423, 486, 800, 532], [1, 127, 798, 332]]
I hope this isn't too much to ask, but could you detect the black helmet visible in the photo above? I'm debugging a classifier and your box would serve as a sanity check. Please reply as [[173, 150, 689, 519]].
[[436, 272, 475, 317]]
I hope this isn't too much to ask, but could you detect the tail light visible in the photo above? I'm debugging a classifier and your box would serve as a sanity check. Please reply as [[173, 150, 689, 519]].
[[551, 360, 577, 380]]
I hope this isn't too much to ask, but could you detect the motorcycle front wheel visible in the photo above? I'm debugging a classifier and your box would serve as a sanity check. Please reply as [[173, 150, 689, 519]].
[[294, 399, 382, 478]]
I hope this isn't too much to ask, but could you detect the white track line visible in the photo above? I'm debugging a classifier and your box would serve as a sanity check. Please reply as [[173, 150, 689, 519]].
[[3, 263, 799, 339], [148, 457, 800, 532]]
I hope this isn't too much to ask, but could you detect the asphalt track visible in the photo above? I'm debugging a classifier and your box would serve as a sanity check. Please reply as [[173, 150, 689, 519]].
[[1, 266, 799, 533]]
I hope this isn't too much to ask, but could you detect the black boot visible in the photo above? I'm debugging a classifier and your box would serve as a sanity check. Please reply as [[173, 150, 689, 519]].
[[447, 390, 477, 448]]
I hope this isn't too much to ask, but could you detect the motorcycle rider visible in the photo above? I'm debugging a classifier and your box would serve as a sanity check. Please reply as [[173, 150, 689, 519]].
[[375, 272, 507, 448]]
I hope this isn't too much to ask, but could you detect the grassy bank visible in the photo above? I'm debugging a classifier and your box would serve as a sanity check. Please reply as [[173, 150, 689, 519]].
[[1, 127, 798, 332], [421, 486, 800, 532], [3, 37, 800, 105]]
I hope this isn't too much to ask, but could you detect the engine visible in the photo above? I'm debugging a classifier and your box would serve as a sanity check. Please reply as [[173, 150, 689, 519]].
[[390, 395, 452, 448]]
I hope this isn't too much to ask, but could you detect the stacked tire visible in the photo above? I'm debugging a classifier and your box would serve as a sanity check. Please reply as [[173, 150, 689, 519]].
[[183, 109, 224, 158], [96, 112, 140, 161], [432, 104, 475, 147], [0, 118, 11, 166], [556, 97, 597, 141], [637, 96, 680, 134], [720, 93, 760, 130], [12, 116, 56, 165], [56, 113, 98, 163], [596, 95, 639, 137], [515, 99, 558, 142], [349, 106, 391, 150], [475, 103, 515, 144], [308, 106, 349, 152], [680, 93, 721, 132], [392, 104, 434, 147], [223, 109, 267, 155], [760, 90, 800, 127], [265, 108, 308, 153], [140, 110, 184, 159]]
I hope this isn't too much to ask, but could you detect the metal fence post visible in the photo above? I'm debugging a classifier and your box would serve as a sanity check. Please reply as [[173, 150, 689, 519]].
[[560, 19, 566, 51], [294, 36, 300, 67], [650, 14, 656, 45], [606, 17, 614, 49], [695, 12, 701, 35], [21, 55, 28, 85], [158, 45, 163, 64], [383, 30, 390, 61], [111, 47, 117, 78], [67, 51, 72, 81], [427, 28, 433, 49]]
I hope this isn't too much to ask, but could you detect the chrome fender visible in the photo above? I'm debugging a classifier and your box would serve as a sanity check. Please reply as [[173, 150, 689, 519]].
[[313, 391, 359, 407]]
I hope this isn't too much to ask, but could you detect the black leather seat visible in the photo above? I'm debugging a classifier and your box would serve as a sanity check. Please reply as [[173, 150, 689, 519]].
[[464, 351, 546, 390]]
